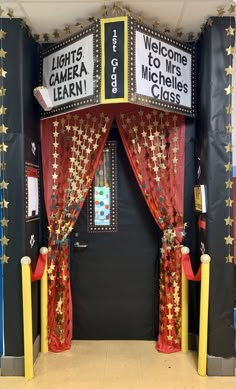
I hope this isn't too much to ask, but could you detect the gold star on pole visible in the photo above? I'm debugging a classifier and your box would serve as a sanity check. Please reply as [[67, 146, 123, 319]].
[[225, 197, 233, 207], [1, 254, 9, 264], [1, 235, 9, 245], [1, 218, 9, 227], [226, 105, 233, 114], [225, 85, 234, 95], [224, 216, 234, 226], [0, 180, 9, 189], [0, 105, 7, 115], [224, 162, 232, 171], [225, 65, 234, 76], [225, 254, 234, 263], [225, 179, 233, 189], [0, 124, 8, 134], [0, 68, 7, 78], [225, 26, 235, 36], [226, 124, 233, 133], [0, 48, 7, 58], [224, 235, 234, 245], [226, 46, 234, 56], [0, 30, 6, 39], [225, 144, 233, 153]]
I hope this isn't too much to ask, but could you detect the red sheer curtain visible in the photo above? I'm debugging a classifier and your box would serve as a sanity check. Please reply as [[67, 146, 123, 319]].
[[41, 107, 113, 351], [116, 104, 185, 353]]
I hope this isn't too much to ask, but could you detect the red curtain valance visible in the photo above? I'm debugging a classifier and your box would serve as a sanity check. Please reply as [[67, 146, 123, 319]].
[[41, 103, 185, 353]]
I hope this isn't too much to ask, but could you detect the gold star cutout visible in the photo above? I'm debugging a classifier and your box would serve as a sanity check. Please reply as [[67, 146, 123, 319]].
[[225, 197, 233, 207], [225, 144, 233, 153], [53, 120, 59, 127], [226, 46, 234, 56], [0, 48, 7, 58], [1, 218, 9, 227], [7, 8, 14, 18], [0, 143, 8, 152], [0, 180, 9, 189], [225, 179, 233, 189], [224, 162, 232, 171], [225, 254, 234, 263], [225, 85, 234, 95], [0, 68, 7, 78], [1, 254, 9, 264], [217, 7, 225, 16], [224, 216, 233, 226], [225, 65, 234, 76], [0, 7, 4, 16], [1, 235, 9, 245], [225, 26, 235, 36], [0, 199, 9, 208], [0, 87, 6, 96], [228, 4, 236, 13], [0, 30, 6, 39], [0, 124, 8, 134], [226, 124, 233, 133], [226, 105, 233, 114], [0, 106, 7, 115], [224, 235, 234, 245]]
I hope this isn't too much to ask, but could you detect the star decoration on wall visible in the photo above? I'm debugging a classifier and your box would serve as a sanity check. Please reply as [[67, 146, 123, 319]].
[[225, 85, 234, 95], [225, 198, 233, 207], [225, 65, 234, 75], [0, 48, 7, 58], [226, 46, 234, 56], [224, 216, 234, 226], [224, 235, 234, 245], [225, 254, 234, 263], [225, 26, 235, 36], [225, 179, 233, 188], [0, 29, 6, 39]]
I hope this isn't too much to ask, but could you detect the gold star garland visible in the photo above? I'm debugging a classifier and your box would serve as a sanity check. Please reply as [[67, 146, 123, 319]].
[[224, 17, 234, 263], [0, 1, 234, 43], [0, 17, 9, 264]]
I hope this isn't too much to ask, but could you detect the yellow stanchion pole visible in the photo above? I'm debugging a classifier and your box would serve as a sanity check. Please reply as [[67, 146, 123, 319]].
[[21, 256, 33, 381], [198, 253, 211, 376], [40, 247, 48, 353], [181, 246, 189, 353]]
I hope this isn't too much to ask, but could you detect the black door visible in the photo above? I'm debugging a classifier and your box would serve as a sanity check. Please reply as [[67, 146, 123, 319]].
[[70, 125, 161, 340]]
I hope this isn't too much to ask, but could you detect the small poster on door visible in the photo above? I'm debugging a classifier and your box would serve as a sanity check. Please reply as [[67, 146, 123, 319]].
[[25, 164, 40, 221]]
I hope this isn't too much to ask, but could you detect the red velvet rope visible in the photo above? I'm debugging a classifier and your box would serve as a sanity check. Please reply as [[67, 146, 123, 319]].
[[30, 253, 47, 282], [182, 253, 201, 281]]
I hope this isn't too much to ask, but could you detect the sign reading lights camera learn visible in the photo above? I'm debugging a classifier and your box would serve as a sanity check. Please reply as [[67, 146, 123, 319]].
[[42, 23, 100, 116], [133, 22, 195, 116]]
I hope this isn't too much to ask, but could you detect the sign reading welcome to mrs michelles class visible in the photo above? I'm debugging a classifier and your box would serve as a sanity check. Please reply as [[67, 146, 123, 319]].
[[41, 22, 100, 117], [129, 18, 196, 116]]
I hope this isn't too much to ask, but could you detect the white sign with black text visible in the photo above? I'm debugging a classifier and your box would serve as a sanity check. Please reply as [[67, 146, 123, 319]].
[[43, 34, 94, 108], [136, 31, 192, 109]]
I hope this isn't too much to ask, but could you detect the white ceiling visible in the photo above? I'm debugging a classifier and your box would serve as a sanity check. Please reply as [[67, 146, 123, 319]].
[[0, 0, 235, 42]]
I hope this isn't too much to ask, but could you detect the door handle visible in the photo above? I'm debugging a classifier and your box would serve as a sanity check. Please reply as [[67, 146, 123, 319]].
[[74, 241, 88, 248]]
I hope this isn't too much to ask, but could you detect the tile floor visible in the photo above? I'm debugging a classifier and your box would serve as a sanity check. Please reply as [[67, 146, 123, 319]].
[[0, 341, 235, 389]]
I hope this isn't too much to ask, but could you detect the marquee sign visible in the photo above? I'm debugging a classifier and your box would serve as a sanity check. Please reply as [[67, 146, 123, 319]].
[[129, 18, 196, 116], [41, 21, 100, 117], [40, 17, 196, 117]]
